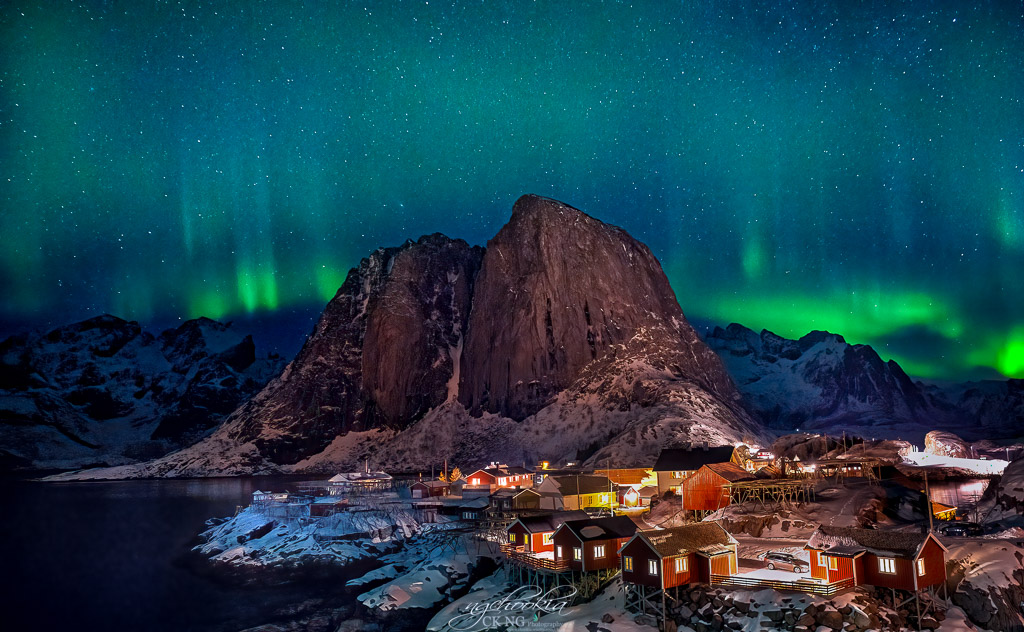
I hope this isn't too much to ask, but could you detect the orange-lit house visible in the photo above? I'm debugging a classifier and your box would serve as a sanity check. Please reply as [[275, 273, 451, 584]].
[[464, 464, 533, 491], [680, 462, 755, 512], [619, 522, 738, 593], [653, 445, 736, 496], [805, 526, 948, 592]]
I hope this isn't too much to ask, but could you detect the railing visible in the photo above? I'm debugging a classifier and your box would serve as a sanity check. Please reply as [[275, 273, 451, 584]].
[[500, 544, 570, 572], [710, 574, 855, 596]]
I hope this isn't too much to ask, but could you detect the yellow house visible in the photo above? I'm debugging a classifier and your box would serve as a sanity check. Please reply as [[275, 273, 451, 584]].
[[536, 475, 617, 511]]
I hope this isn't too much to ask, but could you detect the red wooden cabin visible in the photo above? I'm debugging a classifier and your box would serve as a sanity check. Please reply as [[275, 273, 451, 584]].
[[653, 445, 737, 496], [465, 464, 533, 491], [552, 516, 640, 572], [505, 510, 588, 554], [805, 526, 948, 591], [680, 462, 755, 512], [618, 522, 738, 590]]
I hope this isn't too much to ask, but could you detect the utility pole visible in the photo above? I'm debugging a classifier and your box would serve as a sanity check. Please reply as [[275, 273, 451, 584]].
[[924, 471, 934, 533]]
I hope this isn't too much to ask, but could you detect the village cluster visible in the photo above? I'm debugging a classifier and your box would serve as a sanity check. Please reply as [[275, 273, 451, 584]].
[[244, 440, 1009, 631]]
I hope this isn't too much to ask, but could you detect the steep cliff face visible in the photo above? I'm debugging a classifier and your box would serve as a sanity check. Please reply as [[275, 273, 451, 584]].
[[459, 194, 736, 420], [226, 234, 483, 464]]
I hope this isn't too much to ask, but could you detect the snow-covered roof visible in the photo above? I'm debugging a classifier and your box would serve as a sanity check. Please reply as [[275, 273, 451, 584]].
[[629, 521, 737, 558], [653, 446, 735, 472], [806, 526, 944, 558], [329, 471, 392, 483], [558, 516, 639, 542]]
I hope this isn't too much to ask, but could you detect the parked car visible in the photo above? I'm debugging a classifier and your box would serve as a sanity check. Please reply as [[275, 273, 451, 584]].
[[940, 522, 983, 537], [763, 552, 807, 573]]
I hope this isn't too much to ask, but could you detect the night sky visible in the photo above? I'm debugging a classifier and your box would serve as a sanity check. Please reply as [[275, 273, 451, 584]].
[[2, 1, 1022, 380]]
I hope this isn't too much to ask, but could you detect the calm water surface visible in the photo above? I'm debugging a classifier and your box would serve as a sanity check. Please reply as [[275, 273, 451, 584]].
[[2, 476, 356, 632]]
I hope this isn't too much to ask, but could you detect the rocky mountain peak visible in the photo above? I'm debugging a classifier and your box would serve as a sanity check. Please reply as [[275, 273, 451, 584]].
[[459, 194, 737, 420]]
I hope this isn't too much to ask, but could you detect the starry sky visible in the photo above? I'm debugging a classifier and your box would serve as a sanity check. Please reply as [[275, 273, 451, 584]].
[[1, 1, 1022, 380]]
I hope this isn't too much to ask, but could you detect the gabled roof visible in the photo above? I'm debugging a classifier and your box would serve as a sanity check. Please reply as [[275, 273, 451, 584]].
[[653, 446, 735, 472], [627, 521, 738, 558], [806, 526, 947, 558], [512, 510, 589, 534], [549, 475, 615, 496], [411, 480, 450, 488], [637, 486, 659, 498], [558, 516, 640, 542], [513, 488, 541, 498], [701, 462, 757, 483]]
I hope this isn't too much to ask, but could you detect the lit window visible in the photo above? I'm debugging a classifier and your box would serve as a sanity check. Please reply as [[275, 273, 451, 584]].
[[600, 494, 609, 503], [879, 557, 896, 574], [499, 478, 506, 486], [542, 533, 553, 545], [648, 559, 659, 575], [624, 556, 633, 572], [827, 556, 838, 571], [675, 557, 687, 573], [816, 551, 824, 566], [917, 558, 926, 576], [471, 478, 479, 485], [509, 533, 517, 544], [594, 545, 606, 559], [573, 547, 582, 561], [556, 545, 563, 559]]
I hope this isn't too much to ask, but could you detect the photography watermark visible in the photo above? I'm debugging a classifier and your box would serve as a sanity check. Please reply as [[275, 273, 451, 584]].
[[447, 586, 577, 631]]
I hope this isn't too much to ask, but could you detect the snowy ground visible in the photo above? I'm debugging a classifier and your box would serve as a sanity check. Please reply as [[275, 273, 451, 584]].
[[902, 450, 1009, 476]]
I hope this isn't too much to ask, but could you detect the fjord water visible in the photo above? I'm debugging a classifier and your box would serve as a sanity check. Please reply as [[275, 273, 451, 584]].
[[2, 476, 348, 631]]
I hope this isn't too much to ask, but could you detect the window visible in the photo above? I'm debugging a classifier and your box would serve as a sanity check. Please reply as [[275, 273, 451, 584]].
[[556, 545, 563, 559], [827, 556, 838, 571], [648, 559, 659, 575], [462, 511, 475, 520], [600, 494, 609, 504], [573, 547, 582, 561], [816, 551, 824, 566], [879, 557, 896, 574], [498, 478, 506, 486], [471, 478, 479, 485], [542, 533, 553, 545], [509, 533, 517, 544], [917, 558, 926, 576], [623, 556, 633, 572], [594, 545, 606, 559], [675, 557, 687, 573]]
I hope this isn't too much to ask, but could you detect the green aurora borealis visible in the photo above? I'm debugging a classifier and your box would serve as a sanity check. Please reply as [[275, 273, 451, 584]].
[[1, 1, 1022, 380]]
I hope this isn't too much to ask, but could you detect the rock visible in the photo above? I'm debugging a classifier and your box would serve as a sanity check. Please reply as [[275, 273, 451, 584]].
[[920, 616, 939, 629], [784, 611, 797, 625], [678, 606, 694, 620], [733, 601, 750, 614], [924, 430, 971, 458], [839, 605, 853, 616], [803, 604, 818, 616], [690, 590, 704, 605], [601, 613, 614, 624], [765, 610, 784, 622], [817, 609, 844, 630], [665, 619, 678, 632], [798, 613, 817, 627]]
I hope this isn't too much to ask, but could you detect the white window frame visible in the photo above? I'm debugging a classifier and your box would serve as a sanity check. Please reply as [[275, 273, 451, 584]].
[[816, 551, 824, 566], [623, 556, 633, 572], [573, 547, 582, 561], [648, 559, 659, 576], [594, 544, 606, 559], [675, 557, 687, 573], [556, 545, 563, 559], [879, 557, 896, 574], [827, 556, 838, 571], [917, 558, 925, 576], [498, 478, 506, 486], [600, 493, 609, 504], [542, 532, 553, 545]]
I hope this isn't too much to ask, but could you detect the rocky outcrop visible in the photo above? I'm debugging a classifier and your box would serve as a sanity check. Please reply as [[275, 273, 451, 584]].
[[460, 195, 736, 420], [0, 315, 281, 470], [924, 430, 970, 458], [227, 234, 483, 464]]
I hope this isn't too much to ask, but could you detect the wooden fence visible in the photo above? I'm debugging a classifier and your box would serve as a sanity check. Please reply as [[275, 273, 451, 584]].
[[710, 574, 854, 596]]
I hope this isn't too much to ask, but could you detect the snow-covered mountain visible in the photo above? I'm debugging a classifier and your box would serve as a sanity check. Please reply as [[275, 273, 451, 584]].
[[54, 195, 764, 479], [704, 323, 1022, 443], [0, 315, 282, 470]]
